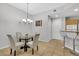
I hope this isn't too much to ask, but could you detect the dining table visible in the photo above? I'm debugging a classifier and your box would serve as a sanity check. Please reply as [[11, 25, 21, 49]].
[[19, 35, 33, 52]]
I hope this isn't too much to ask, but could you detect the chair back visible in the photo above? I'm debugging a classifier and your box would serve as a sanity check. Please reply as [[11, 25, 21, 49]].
[[60, 31, 67, 37], [66, 33, 76, 39], [16, 32, 21, 41], [61, 31, 76, 39], [7, 34, 15, 49], [16, 32, 25, 40], [25, 34, 28, 39], [33, 34, 40, 47]]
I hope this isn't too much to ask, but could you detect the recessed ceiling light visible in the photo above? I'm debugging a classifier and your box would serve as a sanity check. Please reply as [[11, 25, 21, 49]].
[[74, 8, 78, 12]]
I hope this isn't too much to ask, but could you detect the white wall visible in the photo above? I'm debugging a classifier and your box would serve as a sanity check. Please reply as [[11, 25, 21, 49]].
[[33, 12, 52, 42], [51, 18, 65, 40], [0, 4, 33, 49], [33, 10, 65, 42]]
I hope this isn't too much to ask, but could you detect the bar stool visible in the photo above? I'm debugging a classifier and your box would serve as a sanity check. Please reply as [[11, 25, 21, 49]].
[[61, 31, 76, 53]]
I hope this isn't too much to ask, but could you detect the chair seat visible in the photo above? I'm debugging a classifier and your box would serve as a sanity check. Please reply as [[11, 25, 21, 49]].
[[27, 41, 34, 48], [16, 42, 24, 46]]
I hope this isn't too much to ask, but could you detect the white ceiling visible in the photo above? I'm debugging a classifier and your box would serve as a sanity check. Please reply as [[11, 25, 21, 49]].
[[9, 3, 68, 15], [9, 3, 79, 17], [50, 3, 79, 18]]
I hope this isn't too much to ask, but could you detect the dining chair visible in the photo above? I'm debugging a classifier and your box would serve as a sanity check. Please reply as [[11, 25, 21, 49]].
[[27, 34, 40, 55], [66, 33, 77, 54], [7, 34, 24, 56], [61, 31, 76, 40], [16, 32, 21, 42], [60, 31, 67, 38], [25, 34, 33, 42], [25, 34, 28, 39], [61, 31, 77, 52], [16, 32, 25, 42]]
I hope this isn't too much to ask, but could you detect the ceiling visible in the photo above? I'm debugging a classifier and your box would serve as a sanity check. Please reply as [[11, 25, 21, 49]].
[[9, 3, 68, 15], [50, 3, 79, 18], [9, 3, 79, 17]]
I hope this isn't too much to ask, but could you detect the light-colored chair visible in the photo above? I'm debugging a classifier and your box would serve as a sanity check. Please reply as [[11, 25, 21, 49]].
[[25, 34, 33, 42], [61, 31, 77, 51], [16, 32, 25, 42], [61, 31, 76, 39], [25, 34, 28, 39], [16, 32, 21, 42], [7, 34, 24, 56], [27, 34, 40, 55]]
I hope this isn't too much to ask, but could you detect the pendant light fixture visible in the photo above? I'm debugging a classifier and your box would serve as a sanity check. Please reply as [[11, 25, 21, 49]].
[[22, 1, 33, 24], [53, 9, 59, 18]]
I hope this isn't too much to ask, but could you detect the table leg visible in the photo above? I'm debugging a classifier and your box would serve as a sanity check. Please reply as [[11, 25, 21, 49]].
[[24, 46, 27, 52], [19, 39, 21, 42], [24, 40, 27, 52]]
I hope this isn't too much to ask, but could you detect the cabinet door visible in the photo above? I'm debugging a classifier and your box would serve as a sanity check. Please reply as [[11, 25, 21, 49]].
[[65, 19, 78, 31], [65, 19, 77, 25]]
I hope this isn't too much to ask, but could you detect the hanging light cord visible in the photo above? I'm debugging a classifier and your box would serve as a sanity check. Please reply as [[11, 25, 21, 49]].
[[27, 0, 28, 19]]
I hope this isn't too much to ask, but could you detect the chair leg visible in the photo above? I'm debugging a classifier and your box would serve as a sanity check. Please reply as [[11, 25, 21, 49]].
[[14, 50, 16, 56], [10, 49, 12, 55], [32, 48, 34, 55], [37, 46, 38, 51]]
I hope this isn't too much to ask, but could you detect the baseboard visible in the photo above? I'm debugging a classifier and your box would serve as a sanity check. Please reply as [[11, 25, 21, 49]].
[[0, 45, 9, 49], [39, 39, 50, 42], [52, 38, 63, 40]]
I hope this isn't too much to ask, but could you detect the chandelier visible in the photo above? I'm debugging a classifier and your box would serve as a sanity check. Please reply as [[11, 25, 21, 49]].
[[22, 2, 33, 24]]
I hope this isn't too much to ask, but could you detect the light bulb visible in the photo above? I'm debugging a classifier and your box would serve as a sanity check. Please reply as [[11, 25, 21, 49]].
[[74, 8, 78, 12], [22, 19, 27, 22], [27, 19, 33, 23]]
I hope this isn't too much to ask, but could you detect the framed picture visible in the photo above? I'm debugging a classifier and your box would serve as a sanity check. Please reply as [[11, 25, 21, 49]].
[[35, 20, 42, 26]]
